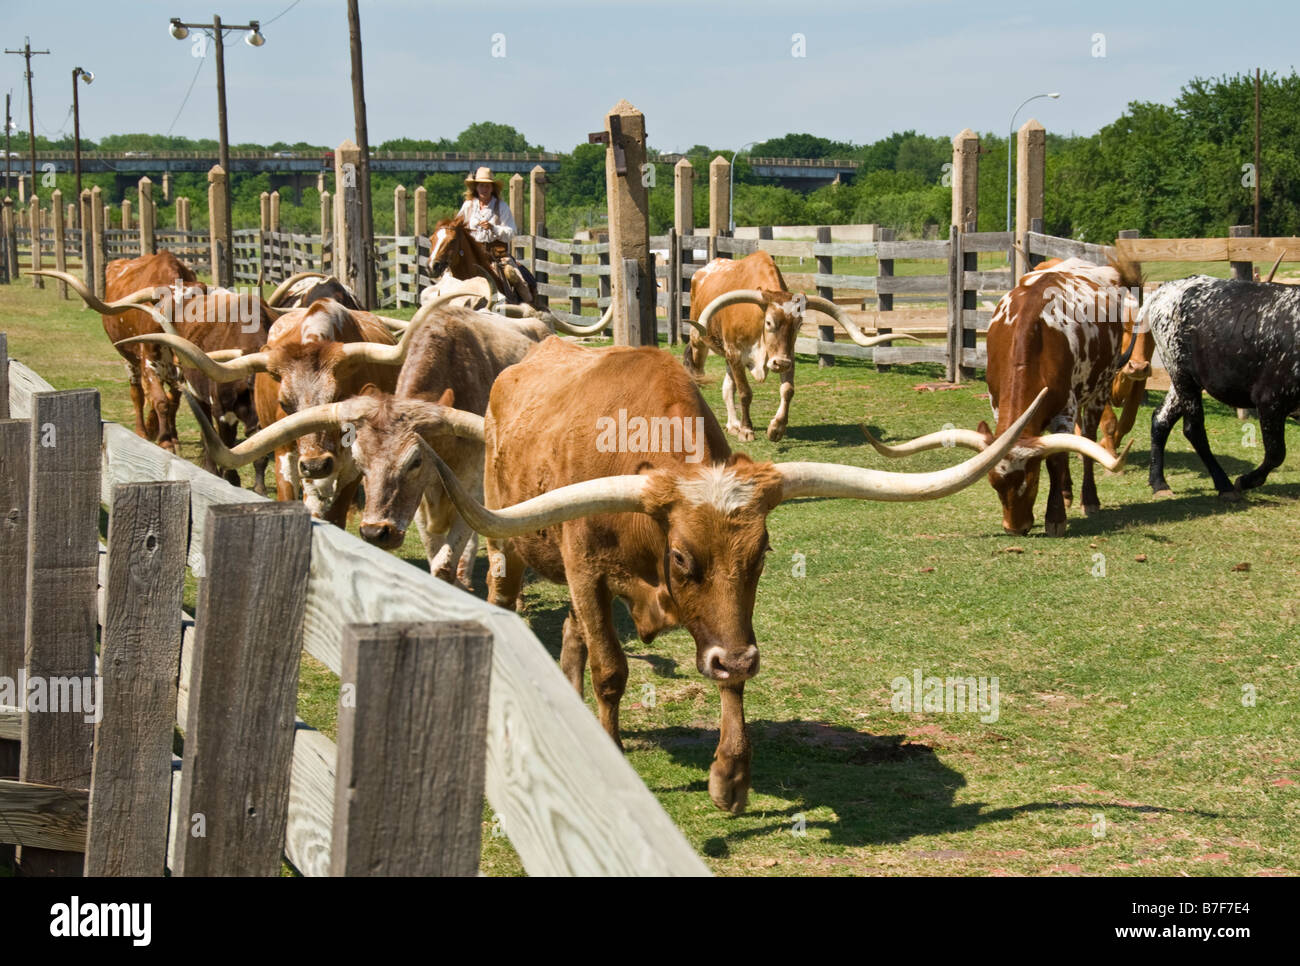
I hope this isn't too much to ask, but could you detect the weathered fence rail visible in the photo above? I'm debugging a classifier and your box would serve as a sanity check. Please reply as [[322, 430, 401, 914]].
[[1, 344, 709, 877]]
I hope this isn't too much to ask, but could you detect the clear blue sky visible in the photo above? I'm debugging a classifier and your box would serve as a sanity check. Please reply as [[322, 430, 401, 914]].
[[4, 0, 1297, 152]]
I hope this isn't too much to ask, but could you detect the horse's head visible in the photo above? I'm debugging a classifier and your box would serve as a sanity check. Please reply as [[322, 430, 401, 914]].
[[429, 216, 477, 279]]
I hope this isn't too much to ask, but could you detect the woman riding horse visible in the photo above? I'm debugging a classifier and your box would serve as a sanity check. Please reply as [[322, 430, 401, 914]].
[[430, 166, 533, 304]]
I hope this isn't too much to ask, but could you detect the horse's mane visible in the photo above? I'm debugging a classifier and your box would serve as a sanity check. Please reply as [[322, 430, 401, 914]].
[[433, 215, 468, 233]]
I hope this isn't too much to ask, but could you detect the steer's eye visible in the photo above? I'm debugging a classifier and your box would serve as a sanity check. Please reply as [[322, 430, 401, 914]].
[[670, 547, 697, 580], [280, 400, 296, 415], [408, 455, 422, 472]]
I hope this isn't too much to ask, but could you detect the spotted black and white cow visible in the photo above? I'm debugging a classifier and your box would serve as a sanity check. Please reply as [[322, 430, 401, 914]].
[[1144, 275, 1300, 498]]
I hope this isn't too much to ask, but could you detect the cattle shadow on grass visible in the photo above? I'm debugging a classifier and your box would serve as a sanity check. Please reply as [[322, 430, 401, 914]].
[[627, 718, 1218, 854]]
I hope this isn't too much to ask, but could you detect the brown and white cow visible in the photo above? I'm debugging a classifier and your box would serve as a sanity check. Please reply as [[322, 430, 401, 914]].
[[422, 336, 1046, 813], [184, 306, 548, 585], [684, 251, 917, 442], [866, 257, 1138, 536]]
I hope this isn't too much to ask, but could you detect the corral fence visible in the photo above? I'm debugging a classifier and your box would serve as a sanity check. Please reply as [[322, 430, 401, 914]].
[[0, 336, 709, 877]]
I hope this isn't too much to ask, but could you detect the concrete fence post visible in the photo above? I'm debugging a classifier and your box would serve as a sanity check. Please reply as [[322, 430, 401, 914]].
[[334, 139, 367, 306], [78, 190, 93, 297], [394, 184, 408, 236], [413, 185, 427, 238], [29, 196, 43, 288], [319, 189, 331, 273], [161, 170, 172, 203], [270, 190, 280, 233], [91, 185, 106, 298], [139, 177, 155, 256], [605, 100, 654, 346], [529, 164, 547, 306], [674, 157, 694, 325], [122, 198, 132, 234], [208, 165, 230, 286], [508, 173, 524, 259], [708, 155, 730, 261], [1014, 118, 1045, 282], [51, 188, 67, 298], [951, 128, 979, 233]]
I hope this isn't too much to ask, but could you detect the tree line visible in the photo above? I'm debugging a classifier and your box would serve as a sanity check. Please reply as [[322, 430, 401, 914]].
[[9, 71, 1293, 241]]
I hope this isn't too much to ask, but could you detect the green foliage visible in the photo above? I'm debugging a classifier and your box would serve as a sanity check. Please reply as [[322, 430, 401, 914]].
[[752, 132, 855, 159]]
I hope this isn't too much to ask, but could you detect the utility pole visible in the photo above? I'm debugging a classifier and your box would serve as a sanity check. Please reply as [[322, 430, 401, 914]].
[[347, 0, 376, 308], [1254, 67, 1261, 236], [4, 93, 10, 198], [168, 16, 265, 285], [4, 38, 51, 202]]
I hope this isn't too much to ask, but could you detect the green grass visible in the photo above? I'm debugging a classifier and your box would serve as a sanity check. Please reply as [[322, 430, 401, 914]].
[[3, 278, 1297, 878]]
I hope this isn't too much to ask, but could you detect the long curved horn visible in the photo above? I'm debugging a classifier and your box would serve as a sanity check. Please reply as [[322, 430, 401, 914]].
[[697, 289, 766, 330], [118, 333, 270, 382], [803, 295, 922, 348], [1265, 249, 1287, 283], [1034, 434, 1131, 472], [778, 388, 1049, 502], [472, 264, 501, 298], [862, 425, 989, 457], [30, 270, 182, 335], [266, 271, 328, 306], [549, 301, 612, 336], [185, 391, 372, 469], [426, 446, 650, 538], [337, 292, 460, 367]]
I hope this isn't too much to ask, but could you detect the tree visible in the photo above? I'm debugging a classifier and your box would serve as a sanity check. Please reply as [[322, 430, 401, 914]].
[[453, 122, 535, 154]]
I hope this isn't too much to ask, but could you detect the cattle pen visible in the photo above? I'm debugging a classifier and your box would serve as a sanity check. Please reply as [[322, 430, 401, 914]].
[[0, 337, 709, 876]]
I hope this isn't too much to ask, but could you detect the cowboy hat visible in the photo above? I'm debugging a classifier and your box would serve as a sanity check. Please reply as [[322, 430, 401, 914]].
[[465, 165, 500, 185]]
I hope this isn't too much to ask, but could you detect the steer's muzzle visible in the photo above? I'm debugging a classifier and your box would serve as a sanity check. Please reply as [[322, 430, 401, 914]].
[[699, 645, 760, 682], [767, 356, 792, 373], [359, 520, 405, 549], [297, 453, 335, 479]]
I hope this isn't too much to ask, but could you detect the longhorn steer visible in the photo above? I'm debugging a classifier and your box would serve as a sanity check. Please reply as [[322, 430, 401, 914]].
[[423, 336, 1046, 813], [865, 257, 1137, 536], [1144, 275, 1300, 497], [684, 251, 917, 442]]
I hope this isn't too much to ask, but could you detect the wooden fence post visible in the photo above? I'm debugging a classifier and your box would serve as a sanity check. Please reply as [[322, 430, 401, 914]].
[[161, 170, 172, 203], [529, 164, 547, 309], [959, 220, 978, 380], [78, 191, 92, 298], [1014, 118, 1045, 282], [51, 189, 66, 299], [91, 185, 106, 299], [29, 196, 42, 289], [508, 174, 524, 260], [394, 184, 408, 236], [413, 185, 427, 238], [1229, 224, 1253, 280], [173, 502, 312, 876], [139, 177, 155, 256], [334, 140, 367, 307], [946, 224, 961, 383], [121, 198, 132, 234], [951, 128, 979, 234], [84, 481, 189, 876], [605, 100, 653, 346], [330, 621, 493, 876], [270, 190, 282, 283], [0, 363, 28, 872], [18, 389, 101, 876], [875, 227, 895, 372], [667, 226, 680, 344], [319, 190, 331, 274], [270, 189, 280, 233], [708, 155, 730, 262], [816, 225, 835, 367], [208, 165, 230, 287], [258, 190, 270, 284], [177, 196, 190, 231], [674, 158, 694, 325]]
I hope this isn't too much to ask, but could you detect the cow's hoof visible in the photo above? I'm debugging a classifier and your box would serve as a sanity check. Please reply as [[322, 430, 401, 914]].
[[1082, 503, 1100, 517], [766, 422, 786, 443], [1218, 489, 1243, 503], [1044, 520, 1067, 537], [1153, 488, 1174, 499], [708, 764, 749, 815]]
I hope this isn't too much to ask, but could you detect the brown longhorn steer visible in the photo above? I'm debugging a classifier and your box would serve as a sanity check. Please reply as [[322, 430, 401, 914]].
[[422, 336, 1046, 813], [684, 251, 917, 442], [866, 257, 1138, 536]]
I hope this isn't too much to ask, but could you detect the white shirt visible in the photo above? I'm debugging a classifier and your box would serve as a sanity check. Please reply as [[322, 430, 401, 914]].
[[457, 196, 516, 245]]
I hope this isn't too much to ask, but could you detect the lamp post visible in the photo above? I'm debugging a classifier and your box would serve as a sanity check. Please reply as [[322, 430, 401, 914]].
[[168, 15, 266, 284], [72, 67, 93, 226], [728, 141, 758, 234], [1006, 92, 1059, 231]]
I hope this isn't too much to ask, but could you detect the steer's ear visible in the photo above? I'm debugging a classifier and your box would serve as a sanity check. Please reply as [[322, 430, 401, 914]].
[[357, 383, 385, 399], [436, 387, 455, 408], [759, 288, 788, 309], [976, 420, 995, 444]]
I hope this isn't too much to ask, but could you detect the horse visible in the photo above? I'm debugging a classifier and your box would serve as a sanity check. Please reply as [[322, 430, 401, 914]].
[[428, 215, 537, 305]]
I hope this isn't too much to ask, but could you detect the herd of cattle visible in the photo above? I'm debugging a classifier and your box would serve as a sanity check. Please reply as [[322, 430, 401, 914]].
[[31, 243, 1298, 814]]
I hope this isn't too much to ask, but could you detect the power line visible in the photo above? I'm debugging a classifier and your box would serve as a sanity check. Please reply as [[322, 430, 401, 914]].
[[264, 0, 303, 27], [165, 52, 207, 137]]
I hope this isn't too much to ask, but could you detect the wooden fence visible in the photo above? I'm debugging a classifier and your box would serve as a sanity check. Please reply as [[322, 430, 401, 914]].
[[0, 341, 709, 877]]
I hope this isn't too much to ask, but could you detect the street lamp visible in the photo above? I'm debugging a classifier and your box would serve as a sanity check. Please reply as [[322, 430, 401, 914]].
[[1006, 92, 1059, 231], [728, 141, 758, 234], [72, 67, 93, 226], [168, 14, 267, 285]]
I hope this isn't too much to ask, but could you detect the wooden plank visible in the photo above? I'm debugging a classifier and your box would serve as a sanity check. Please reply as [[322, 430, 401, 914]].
[[1112, 237, 1232, 263], [754, 238, 815, 257], [84, 481, 189, 877], [876, 240, 950, 259], [538, 283, 598, 299], [19, 389, 101, 877], [0, 333, 8, 420], [963, 309, 995, 329], [961, 347, 989, 368], [811, 241, 877, 257], [959, 231, 1014, 253], [875, 274, 949, 295], [0, 705, 20, 740], [0, 418, 30, 850], [793, 336, 874, 361], [811, 272, 878, 290], [173, 502, 311, 877], [1225, 236, 1300, 262], [331, 621, 492, 877], [8, 359, 709, 878], [873, 345, 950, 366], [963, 270, 1013, 290], [0, 778, 89, 851]]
